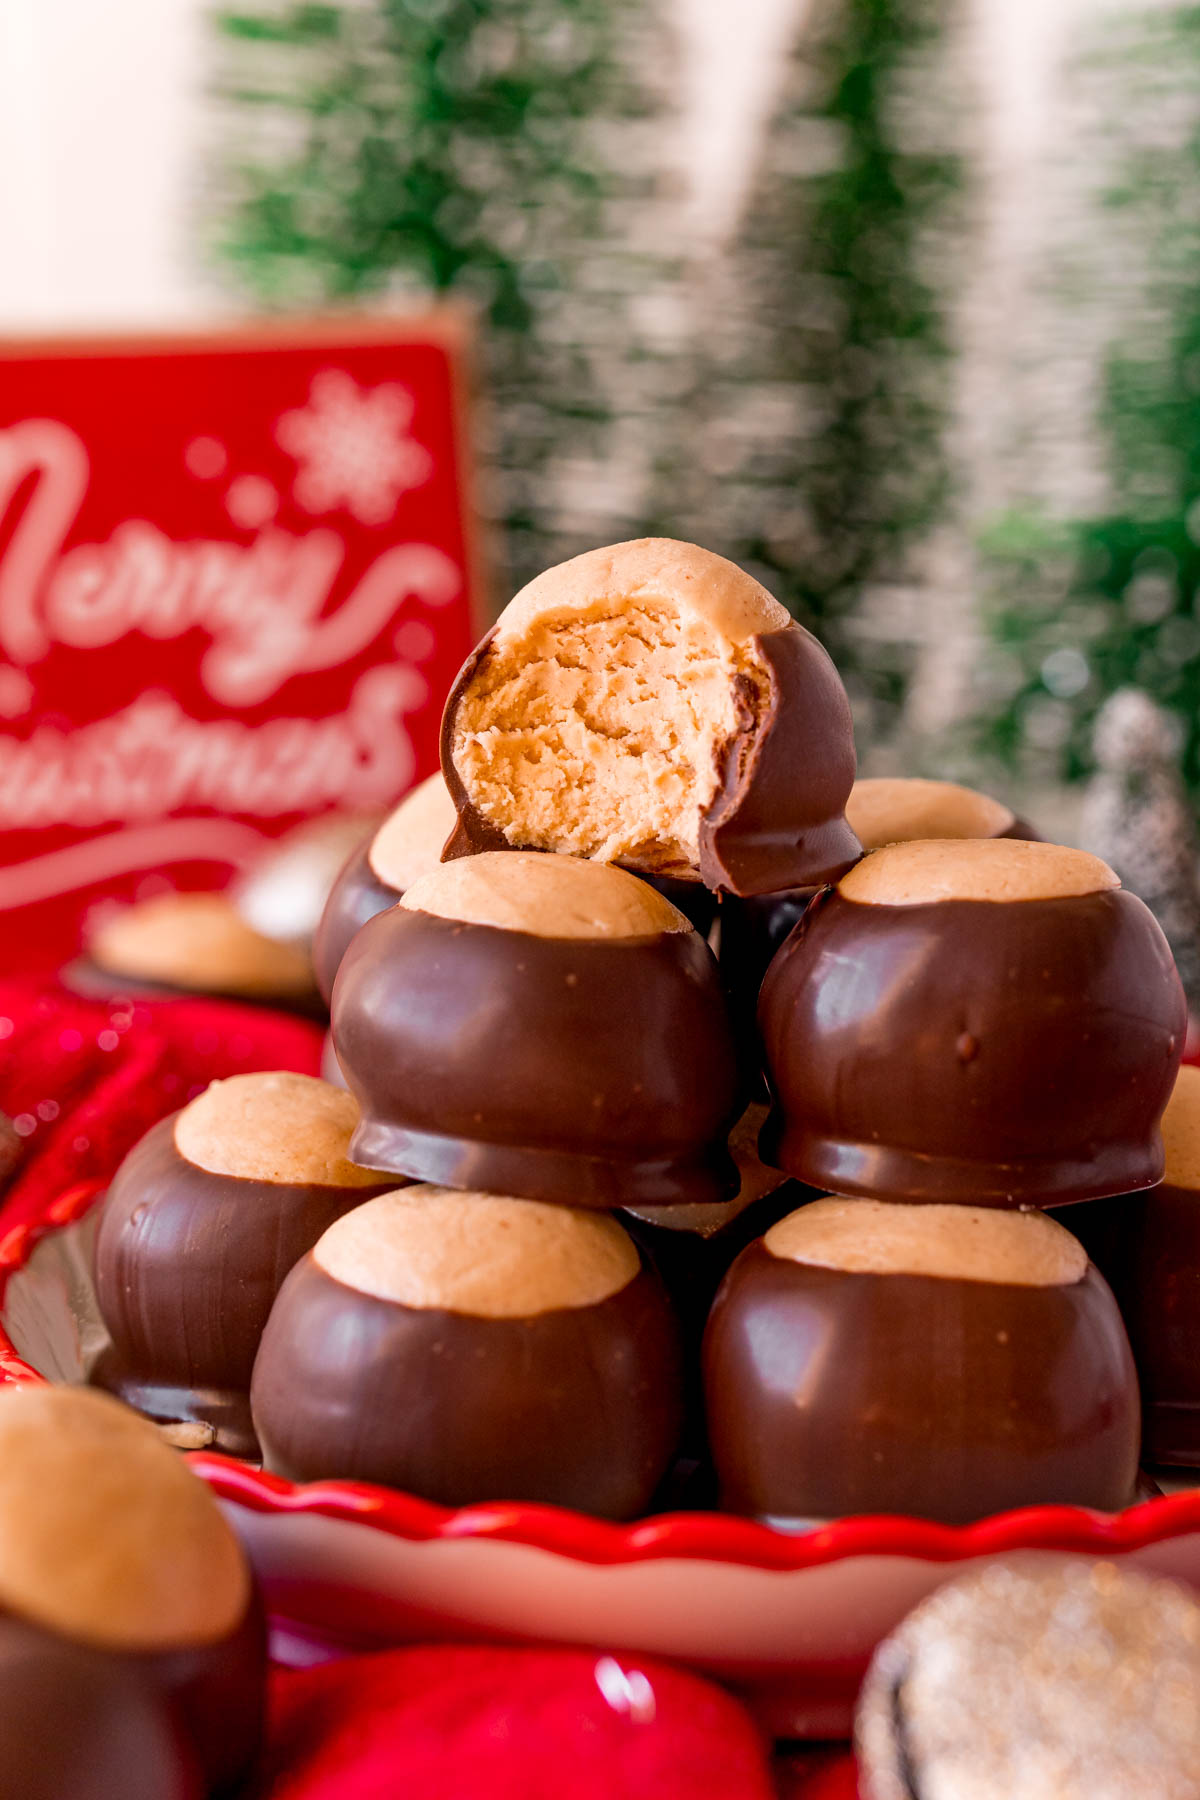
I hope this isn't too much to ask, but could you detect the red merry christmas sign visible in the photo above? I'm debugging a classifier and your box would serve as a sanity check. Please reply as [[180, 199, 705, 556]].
[[0, 316, 482, 970]]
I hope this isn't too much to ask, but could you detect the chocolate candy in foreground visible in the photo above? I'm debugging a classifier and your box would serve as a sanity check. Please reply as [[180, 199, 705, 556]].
[[312, 772, 457, 1002], [759, 838, 1185, 1206], [440, 538, 861, 897], [1070, 1063, 1200, 1466], [0, 1616, 200, 1800], [333, 851, 741, 1207], [703, 1197, 1140, 1524], [76, 891, 321, 1013], [0, 1385, 265, 1793], [856, 1558, 1200, 1800], [252, 1187, 684, 1518], [93, 1072, 394, 1457]]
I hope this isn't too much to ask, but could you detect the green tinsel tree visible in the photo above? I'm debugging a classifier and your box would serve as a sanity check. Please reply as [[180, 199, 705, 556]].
[[210, 0, 963, 733], [649, 0, 962, 731], [972, 4, 1200, 796], [209, 0, 675, 594]]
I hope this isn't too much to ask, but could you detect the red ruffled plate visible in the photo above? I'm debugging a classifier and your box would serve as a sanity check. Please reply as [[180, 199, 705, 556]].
[[5, 1172, 1200, 1739]]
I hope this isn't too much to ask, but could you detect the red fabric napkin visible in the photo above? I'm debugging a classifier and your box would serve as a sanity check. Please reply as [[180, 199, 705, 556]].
[[259, 1647, 779, 1800], [0, 978, 322, 1243]]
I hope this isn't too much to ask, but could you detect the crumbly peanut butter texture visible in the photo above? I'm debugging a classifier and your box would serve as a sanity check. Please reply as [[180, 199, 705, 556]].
[[846, 777, 1015, 849], [368, 772, 457, 891], [1160, 1063, 1200, 1192], [315, 1185, 642, 1316], [88, 891, 315, 996], [0, 1385, 249, 1651], [400, 850, 690, 939], [765, 1197, 1087, 1287], [175, 1071, 389, 1186], [839, 838, 1119, 907], [449, 539, 789, 874]]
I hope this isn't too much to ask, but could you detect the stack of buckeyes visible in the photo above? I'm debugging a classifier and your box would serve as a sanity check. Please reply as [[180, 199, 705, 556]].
[[93, 538, 1188, 1526]]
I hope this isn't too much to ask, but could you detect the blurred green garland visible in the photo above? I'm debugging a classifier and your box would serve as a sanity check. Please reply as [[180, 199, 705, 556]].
[[689, 0, 961, 726], [974, 5, 1200, 793], [211, 0, 959, 717], [211, 0, 662, 593]]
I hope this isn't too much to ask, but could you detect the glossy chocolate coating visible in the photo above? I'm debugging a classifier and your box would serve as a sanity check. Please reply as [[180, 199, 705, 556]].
[[714, 887, 813, 1087], [621, 1183, 806, 1348], [0, 1616, 200, 1800], [621, 1107, 811, 1351], [758, 885, 1185, 1206], [333, 907, 741, 1207], [312, 836, 401, 1004], [93, 1115, 393, 1456], [643, 872, 719, 939], [315, 842, 717, 1010], [1070, 1185, 1200, 1465], [441, 625, 861, 898], [252, 1256, 683, 1518], [714, 803, 1040, 1076], [135, 1582, 266, 1796], [704, 1243, 1140, 1523], [623, 1150, 810, 1472]]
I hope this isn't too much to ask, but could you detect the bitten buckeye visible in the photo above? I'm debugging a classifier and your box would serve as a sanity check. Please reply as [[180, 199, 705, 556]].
[[703, 1198, 1140, 1524], [251, 1187, 683, 1518], [440, 539, 861, 896], [0, 1385, 266, 1794], [93, 1072, 394, 1457], [312, 773, 457, 1002], [332, 851, 741, 1207], [758, 838, 1185, 1206]]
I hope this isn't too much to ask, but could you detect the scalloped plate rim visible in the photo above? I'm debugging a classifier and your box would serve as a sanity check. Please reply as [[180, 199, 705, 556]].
[[5, 1174, 1200, 1575]]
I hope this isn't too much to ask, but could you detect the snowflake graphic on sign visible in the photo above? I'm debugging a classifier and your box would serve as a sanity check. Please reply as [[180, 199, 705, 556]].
[[275, 369, 433, 525]]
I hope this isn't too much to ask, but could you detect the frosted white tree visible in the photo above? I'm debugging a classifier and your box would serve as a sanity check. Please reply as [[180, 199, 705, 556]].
[[1082, 687, 1200, 1010]]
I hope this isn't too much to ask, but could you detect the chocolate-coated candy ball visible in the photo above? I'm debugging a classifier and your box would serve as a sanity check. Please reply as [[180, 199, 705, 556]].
[[704, 1197, 1140, 1524], [441, 538, 860, 896], [93, 1071, 394, 1457], [0, 1385, 265, 1793], [845, 775, 1036, 849], [718, 777, 1040, 1069], [0, 1615, 200, 1800], [78, 891, 319, 1010], [1071, 1063, 1200, 1466], [252, 1187, 684, 1519], [333, 851, 741, 1208], [312, 773, 456, 1002], [759, 838, 1185, 1206]]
